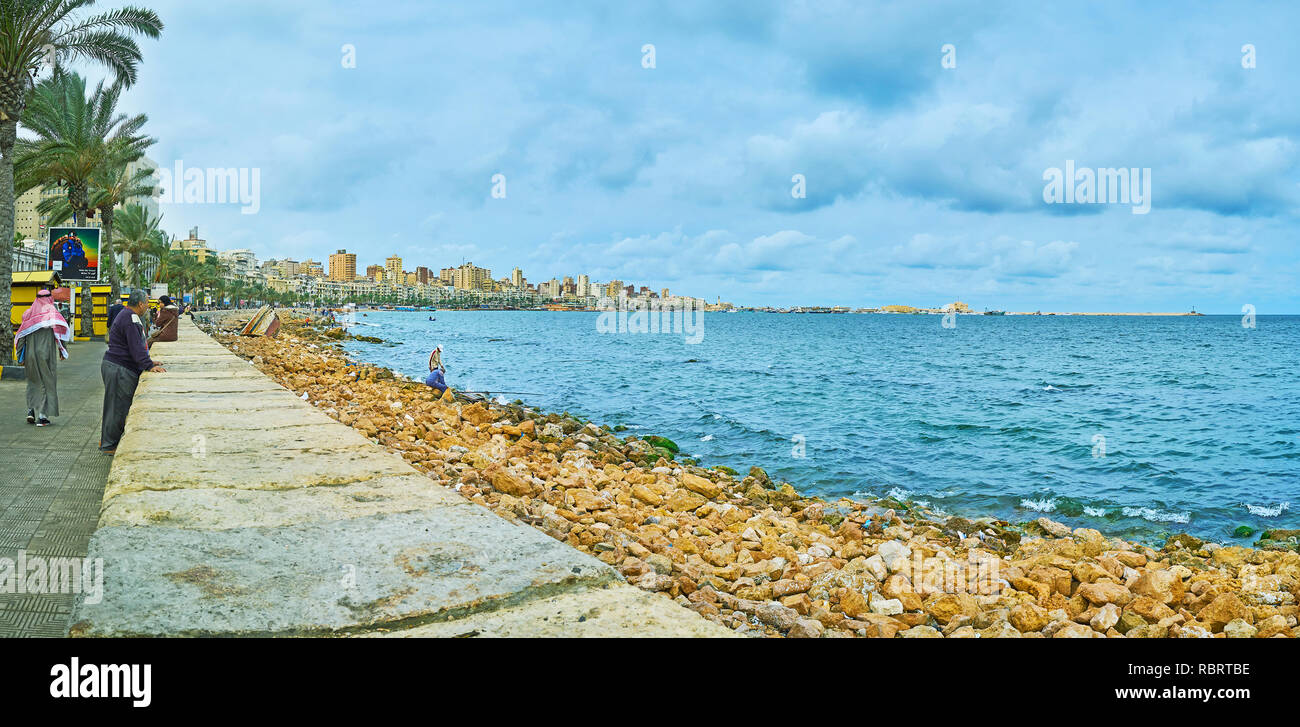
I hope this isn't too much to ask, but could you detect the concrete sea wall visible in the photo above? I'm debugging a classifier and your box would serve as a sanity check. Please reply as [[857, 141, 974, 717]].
[[68, 315, 729, 637]]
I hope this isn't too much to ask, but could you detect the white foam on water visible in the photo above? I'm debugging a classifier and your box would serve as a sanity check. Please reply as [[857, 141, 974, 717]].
[[1083, 506, 1109, 517], [1122, 506, 1190, 524], [886, 487, 913, 501], [1243, 501, 1290, 517], [699, 434, 714, 441], [1020, 497, 1057, 512]]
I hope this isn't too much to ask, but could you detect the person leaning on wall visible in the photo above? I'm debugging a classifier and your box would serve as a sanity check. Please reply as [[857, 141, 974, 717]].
[[99, 289, 166, 455]]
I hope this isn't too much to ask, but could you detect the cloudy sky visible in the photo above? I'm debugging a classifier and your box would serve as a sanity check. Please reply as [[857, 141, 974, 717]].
[[81, 0, 1299, 311]]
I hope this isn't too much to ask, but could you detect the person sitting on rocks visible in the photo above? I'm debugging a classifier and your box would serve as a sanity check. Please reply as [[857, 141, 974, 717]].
[[424, 346, 447, 394]]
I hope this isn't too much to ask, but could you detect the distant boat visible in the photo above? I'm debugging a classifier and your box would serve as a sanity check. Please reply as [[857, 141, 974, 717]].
[[984, 310, 1006, 316]]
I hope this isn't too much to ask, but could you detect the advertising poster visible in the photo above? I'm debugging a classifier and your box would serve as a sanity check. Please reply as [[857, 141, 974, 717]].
[[47, 226, 101, 283]]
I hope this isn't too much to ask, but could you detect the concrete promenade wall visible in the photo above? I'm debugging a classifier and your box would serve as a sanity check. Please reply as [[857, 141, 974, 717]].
[[68, 315, 729, 637]]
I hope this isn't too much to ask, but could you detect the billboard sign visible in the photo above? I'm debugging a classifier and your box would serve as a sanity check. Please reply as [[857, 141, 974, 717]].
[[47, 227, 101, 283]]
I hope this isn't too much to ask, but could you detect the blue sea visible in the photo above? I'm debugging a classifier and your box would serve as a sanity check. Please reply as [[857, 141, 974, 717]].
[[343, 311, 1299, 544]]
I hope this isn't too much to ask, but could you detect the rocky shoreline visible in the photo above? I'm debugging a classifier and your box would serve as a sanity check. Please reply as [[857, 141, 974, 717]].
[[201, 312, 1299, 638]]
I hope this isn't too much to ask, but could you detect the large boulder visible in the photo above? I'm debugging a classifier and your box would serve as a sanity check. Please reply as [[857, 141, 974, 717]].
[[680, 472, 722, 499], [1130, 569, 1185, 606], [1197, 594, 1251, 632]]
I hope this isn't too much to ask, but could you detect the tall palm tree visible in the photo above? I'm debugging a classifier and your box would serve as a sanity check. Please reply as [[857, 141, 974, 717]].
[[16, 70, 152, 335], [0, 2, 163, 359], [160, 249, 199, 303], [113, 202, 163, 288], [92, 157, 155, 298], [202, 257, 230, 308], [227, 278, 246, 309], [39, 151, 155, 298]]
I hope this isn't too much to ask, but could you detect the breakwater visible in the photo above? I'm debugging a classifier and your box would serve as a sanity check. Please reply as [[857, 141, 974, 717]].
[[204, 312, 1300, 638]]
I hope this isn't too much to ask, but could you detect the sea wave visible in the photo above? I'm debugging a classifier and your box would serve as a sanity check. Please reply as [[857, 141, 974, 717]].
[[1019, 497, 1057, 512], [1243, 501, 1290, 517], [1121, 506, 1191, 524]]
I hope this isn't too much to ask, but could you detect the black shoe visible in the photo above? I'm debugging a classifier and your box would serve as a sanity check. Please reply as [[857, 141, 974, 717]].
[[36, 417, 50, 427], [26, 409, 35, 424]]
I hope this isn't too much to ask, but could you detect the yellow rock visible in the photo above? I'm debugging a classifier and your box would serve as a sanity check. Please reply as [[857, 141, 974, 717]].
[[490, 470, 538, 497], [839, 590, 869, 618], [1009, 602, 1049, 632], [672, 537, 699, 555], [569, 489, 608, 512], [923, 593, 979, 625], [681, 472, 722, 499], [665, 489, 706, 513], [631, 484, 663, 506]]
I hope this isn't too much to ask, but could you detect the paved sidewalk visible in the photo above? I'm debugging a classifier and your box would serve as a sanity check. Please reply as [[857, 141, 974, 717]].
[[68, 315, 729, 637], [0, 342, 112, 637]]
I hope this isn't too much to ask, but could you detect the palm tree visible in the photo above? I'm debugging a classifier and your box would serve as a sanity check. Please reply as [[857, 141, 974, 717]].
[[0, 2, 163, 359], [227, 278, 246, 309], [38, 150, 154, 298], [91, 150, 156, 298], [16, 70, 152, 335], [186, 256, 219, 307], [113, 202, 164, 288], [160, 249, 200, 303], [203, 257, 230, 308]]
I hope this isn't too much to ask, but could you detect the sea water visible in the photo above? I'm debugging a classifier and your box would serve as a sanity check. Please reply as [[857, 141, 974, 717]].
[[345, 311, 1299, 544]]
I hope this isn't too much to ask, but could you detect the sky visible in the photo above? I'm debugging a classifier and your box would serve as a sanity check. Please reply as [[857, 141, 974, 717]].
[[66, 0, 1300, 311]]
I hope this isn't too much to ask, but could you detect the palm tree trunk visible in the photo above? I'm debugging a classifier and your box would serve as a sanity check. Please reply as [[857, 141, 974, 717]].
[[73, 207, 94, 337], [101, 206, 119, 299], [0, 118, 16, 365]]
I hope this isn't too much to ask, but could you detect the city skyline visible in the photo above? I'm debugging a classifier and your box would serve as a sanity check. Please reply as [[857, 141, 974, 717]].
[[214, 242, 721, 307], [60, 1, 1300, 313]]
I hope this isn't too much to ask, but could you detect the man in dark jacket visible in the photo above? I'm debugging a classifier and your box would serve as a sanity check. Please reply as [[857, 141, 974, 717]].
[[100, 289, 166, 454], [106, 299, 126, 328]]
